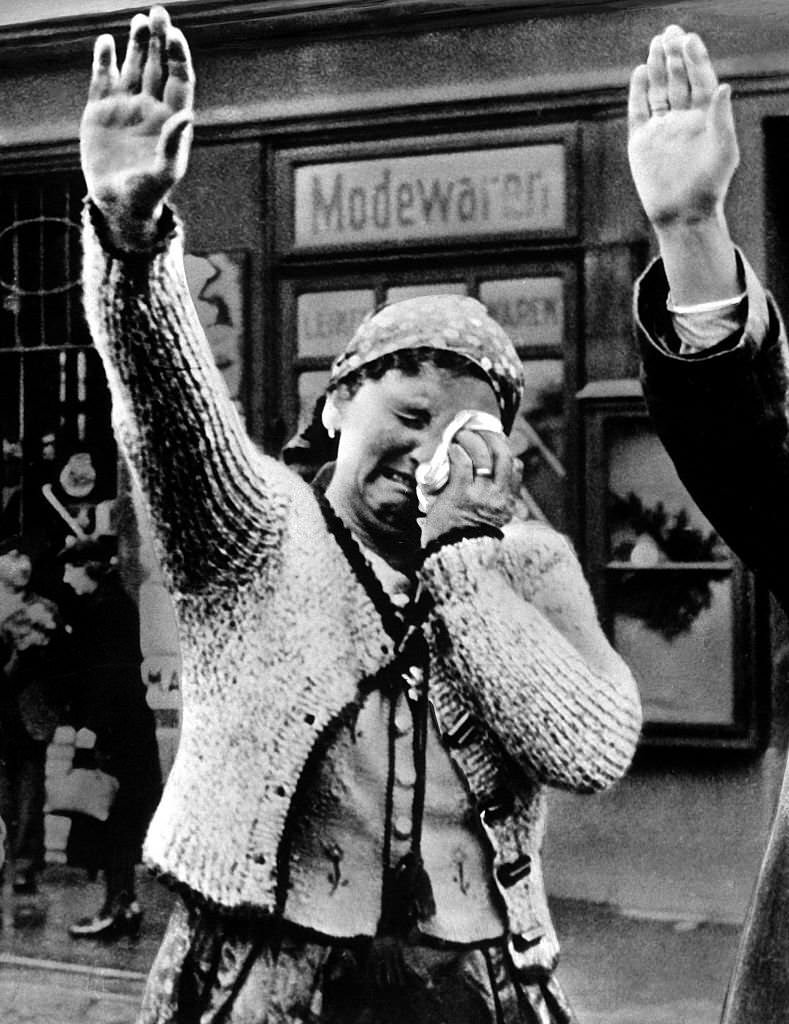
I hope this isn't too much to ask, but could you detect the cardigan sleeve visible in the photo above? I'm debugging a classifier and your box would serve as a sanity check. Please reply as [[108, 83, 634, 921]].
[[81, 204, 299, 594], [419, 521, 642, 793], [636, 250, 789, 611]]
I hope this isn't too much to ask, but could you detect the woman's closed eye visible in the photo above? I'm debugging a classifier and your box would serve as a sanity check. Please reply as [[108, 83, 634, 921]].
[[396, 409, 430, 428]]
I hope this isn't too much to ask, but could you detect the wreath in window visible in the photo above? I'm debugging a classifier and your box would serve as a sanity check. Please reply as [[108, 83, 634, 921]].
[[608, 491, 727, 640]]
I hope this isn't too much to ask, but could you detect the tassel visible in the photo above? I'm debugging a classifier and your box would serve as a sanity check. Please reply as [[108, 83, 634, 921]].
[[390, 851, 436, 930]]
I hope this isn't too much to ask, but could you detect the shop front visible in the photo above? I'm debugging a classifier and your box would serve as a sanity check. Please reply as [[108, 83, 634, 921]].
[[1, 0, 788, 1000]]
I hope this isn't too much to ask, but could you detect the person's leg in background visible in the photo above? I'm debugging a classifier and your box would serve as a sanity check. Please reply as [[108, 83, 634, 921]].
[[104, 838, 141, 926], [0, 749, 13, 881], [11, 737, 47, 893], [69, 789, 142, 938]]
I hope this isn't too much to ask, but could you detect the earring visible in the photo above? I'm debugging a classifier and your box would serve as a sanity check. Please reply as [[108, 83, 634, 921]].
[[321, 397, 341, 440]]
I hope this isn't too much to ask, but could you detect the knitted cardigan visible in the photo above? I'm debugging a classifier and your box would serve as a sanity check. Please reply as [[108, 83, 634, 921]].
[[81, 205, 642, 977]]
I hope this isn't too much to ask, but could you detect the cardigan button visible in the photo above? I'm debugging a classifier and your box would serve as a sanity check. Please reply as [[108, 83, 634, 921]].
[[443, 710, 480, 748], [394, 711, 412, 736], [512, 927, 544, 951], [496, 854, 532, 888], [479, 787, 515, 824], [393, 815, 412, 841]]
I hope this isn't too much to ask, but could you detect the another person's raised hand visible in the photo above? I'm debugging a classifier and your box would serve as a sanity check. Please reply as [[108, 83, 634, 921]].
[[628, 26, 740, 306], [80, 5, 194, 249], [628, 26, 738, 229]]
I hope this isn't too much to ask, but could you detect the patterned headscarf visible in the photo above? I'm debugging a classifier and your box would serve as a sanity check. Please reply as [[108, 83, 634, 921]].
[[327, 294, 524, 433]]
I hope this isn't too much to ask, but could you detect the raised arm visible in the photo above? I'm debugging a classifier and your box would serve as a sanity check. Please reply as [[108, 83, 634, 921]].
[[628, 26, 740, 307], [80, 7, 296, 593], [629, 28, 789, 609]]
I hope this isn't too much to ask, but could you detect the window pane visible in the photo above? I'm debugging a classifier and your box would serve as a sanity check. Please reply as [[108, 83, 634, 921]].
[[184, 251, 246, 418], [385, 282, 466, 303], [604, 417, 736, 729], [0, 348, 116, 566], [612, 573, 735, 725], [0, 177, 116, 565], [0, 179, 87, 350], [510, 358, 565, 529], [0, 354, 22, 534], [297, 289, 375, 359], [606, 419, 727, 564], [480, 276, 564, 350], [296, 370, 331, 435]]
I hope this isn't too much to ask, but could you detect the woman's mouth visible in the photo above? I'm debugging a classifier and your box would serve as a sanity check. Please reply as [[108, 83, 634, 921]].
[[379, 467, 415, 491]]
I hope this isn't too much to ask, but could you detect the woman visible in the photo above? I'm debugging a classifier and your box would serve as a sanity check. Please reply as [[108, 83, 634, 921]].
[[79, 8, 641, 1021], [58, 538, 162, 939]]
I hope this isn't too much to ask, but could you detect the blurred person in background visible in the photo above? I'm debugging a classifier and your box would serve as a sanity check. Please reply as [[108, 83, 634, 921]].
[[0, 535, 65, 894], [58, 538, 162, 939]]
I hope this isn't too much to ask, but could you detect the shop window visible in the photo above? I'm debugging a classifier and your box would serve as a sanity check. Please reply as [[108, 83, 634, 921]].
[[579, 381, 768, 751], [281, 263, 577, 535], [292, 288, 376, 432], [0, 175, 116, 573], [183, 250, 248, 421], [479, 276, 564, 350], [272, 124, 580, 534]]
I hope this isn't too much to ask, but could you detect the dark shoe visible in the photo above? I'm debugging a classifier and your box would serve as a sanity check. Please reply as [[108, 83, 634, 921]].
[[68, 900, 142, 940], [117, 899, 143, 937], [12, 869, 37, 895]]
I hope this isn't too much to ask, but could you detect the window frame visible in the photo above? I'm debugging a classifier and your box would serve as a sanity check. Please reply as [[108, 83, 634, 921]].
[[579, 380, 770, 753]]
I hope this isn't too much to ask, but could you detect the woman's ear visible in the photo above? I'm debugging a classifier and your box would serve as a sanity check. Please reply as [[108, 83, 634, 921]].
[[321, 392, 343, 439]]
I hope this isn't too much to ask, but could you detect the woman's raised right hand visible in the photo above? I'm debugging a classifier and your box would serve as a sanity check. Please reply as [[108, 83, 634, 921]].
[[80, 5, 194, 248]]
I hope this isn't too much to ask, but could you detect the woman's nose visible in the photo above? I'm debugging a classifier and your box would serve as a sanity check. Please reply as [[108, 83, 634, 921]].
[[410, 428, 444, 467]]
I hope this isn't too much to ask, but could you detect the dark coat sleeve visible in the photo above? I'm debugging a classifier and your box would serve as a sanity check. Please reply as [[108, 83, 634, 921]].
[[635, 253, 789, 612]]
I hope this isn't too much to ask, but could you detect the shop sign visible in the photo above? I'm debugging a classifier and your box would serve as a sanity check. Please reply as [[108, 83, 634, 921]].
[[294, 144, 567, 249], [479, 276, 564, 349]]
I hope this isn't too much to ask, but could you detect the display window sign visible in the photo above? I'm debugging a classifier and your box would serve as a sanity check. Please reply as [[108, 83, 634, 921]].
[[480, 276, 564, 351], [297, 289, 376, 358], [385, 282, 466, 304], [294, 144, 568, 250]]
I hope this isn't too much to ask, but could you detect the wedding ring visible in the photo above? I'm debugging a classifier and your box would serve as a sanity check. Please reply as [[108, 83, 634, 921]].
[[651, 101, 670, 116], [475, 467, 493, 478]]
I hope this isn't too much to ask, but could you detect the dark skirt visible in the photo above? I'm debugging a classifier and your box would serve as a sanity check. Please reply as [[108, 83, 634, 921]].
[[138, 899, 577, 1024], [66, 733, 163, 875]]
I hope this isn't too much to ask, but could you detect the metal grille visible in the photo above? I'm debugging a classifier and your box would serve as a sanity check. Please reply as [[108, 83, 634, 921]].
[[0, 175, 115, 549]]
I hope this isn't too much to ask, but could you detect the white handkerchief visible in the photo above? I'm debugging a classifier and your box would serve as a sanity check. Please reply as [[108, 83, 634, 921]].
[[415, 410, 503, 513]]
